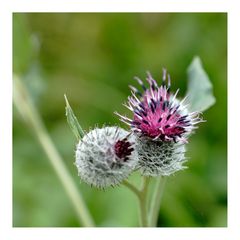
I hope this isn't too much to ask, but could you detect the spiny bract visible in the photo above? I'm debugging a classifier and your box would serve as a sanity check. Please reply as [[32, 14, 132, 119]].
[[75, 126, 138, 188], [136, 137, 186, 176]]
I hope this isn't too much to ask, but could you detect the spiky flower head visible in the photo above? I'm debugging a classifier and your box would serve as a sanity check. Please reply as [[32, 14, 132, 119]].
[[116, 70, 203, 176], [75, 126, 138, 189]]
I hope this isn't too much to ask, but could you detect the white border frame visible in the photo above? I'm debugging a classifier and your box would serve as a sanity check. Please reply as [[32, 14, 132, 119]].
[[1, 0, 239, 239]]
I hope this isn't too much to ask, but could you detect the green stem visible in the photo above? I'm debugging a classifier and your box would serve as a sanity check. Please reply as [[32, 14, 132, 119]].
[[148, 176, 167, 227], [122, 177, 151, 227], [139, 177, 150, 227], [122, 180, 141, 198], [13, 75, 94, 227]]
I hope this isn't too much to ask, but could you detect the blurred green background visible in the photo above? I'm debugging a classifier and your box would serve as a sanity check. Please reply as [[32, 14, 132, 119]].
[[13, 13, 227, 227]]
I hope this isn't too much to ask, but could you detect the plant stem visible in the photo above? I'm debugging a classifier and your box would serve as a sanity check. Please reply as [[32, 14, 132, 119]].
[[13, 75, 95, 227], [148, 176, 167, 227], [122, 180, 141, 198], [139, 177, 150, 227], [122, 177, 151, 227]]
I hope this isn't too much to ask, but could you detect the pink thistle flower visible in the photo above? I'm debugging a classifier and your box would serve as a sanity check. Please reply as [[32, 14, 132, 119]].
[[116, 70, 202, 143], [116, 70, 204, 176]]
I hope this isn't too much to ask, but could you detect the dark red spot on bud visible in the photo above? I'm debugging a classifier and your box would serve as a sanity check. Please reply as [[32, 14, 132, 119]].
[[114, 140, 133, 161]]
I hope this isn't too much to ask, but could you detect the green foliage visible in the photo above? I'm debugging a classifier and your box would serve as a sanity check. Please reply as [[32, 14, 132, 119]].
[[64, 95, 85, 141], [187, 56, 216, 112]]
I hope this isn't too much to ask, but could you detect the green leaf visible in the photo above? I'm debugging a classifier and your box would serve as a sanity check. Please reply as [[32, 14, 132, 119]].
[[64, 95, 85, 141], [186, 56, 216, 112]]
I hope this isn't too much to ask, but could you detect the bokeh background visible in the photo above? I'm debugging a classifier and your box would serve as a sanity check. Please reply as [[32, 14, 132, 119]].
[[13, 13, 227, 227]]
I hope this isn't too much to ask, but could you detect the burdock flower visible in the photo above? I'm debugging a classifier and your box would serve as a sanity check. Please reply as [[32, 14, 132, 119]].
[[116, 70, 203, 176], [75, 126, 138, 188]]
